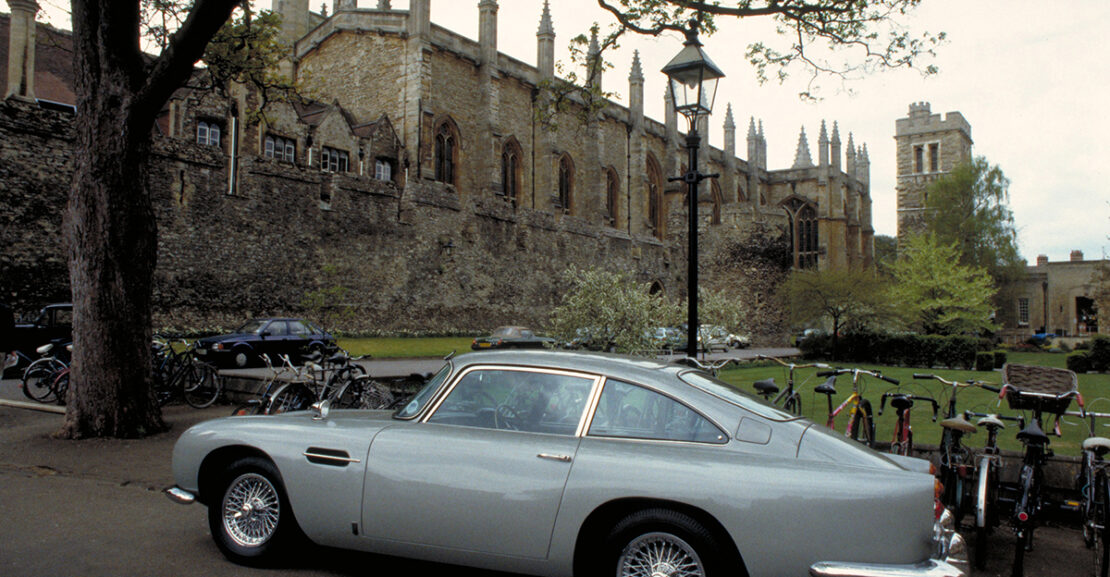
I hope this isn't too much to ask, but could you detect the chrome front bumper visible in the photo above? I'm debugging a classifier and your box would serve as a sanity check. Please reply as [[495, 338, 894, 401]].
[[809, 510, 968, 577], [164, 486, 197, 505]]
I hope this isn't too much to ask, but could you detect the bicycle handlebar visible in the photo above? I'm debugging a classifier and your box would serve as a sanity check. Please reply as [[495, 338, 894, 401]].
[[757, 355, 830, 370], [878, 392, 939, 420], [964, 410, 1025, 428], [815, 367, 897, 384]]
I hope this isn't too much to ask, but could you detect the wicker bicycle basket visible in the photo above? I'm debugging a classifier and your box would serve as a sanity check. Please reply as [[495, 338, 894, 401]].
[[1001, 363, 1079, 413]]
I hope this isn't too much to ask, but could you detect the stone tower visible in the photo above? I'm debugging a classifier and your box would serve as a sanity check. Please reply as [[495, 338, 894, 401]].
[[894, 102, 973, 241]]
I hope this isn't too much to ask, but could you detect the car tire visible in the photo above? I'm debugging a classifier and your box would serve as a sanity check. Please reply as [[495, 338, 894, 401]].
[[232, 347, 252, 369], [602, 508, 726, 577], [208, 456, 302, 566]]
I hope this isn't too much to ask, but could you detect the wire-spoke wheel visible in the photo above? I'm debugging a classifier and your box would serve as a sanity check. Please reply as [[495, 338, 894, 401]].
[[599, 508, 726, 577], [222, 473, 280, 548], [22, 359, 63, 403], [618, 532, 705, 577], [209, 457, 301, 566]]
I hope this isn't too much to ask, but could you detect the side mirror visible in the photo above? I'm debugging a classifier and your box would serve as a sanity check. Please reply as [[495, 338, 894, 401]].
[[259, 331, 271, 338]]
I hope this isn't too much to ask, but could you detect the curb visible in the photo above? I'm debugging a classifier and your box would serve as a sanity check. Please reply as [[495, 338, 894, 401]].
[[0, 398, 65, 414]]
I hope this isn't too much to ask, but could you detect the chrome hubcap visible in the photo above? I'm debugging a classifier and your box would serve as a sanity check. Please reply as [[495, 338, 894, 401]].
[[222, 473, 279, 547], [618, 532, 704, 577]]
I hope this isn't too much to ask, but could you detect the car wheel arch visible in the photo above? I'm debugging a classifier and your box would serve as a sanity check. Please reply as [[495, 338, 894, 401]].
[[197, 445, 274, 505], [572, 497, 748, 577]]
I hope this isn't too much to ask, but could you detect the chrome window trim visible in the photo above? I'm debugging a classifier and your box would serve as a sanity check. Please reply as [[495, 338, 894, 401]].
[[582, 377, 730, 445], [392, 362, 454, 421], [419, 365, 602, 436]]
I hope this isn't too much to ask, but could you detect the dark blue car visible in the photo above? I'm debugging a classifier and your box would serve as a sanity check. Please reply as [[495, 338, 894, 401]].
[[195, 318, 337, 368]]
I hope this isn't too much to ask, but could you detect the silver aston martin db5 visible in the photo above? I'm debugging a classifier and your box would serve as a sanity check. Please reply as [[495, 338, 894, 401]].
[[166, 350, 967, 577]]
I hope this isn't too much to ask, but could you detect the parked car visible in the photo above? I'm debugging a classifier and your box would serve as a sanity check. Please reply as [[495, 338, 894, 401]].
[[727, 331, 751, 349], [699, 324, 732, 352], [648, 326, 683, 352], [4, 303, 72, 374], [166, 350, 965, 577], [471, 326, 555, 350], [194, 318, 337, 368]]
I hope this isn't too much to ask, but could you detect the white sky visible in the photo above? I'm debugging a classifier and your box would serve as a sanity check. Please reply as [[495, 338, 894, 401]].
[[35, 0, 1110, 263]]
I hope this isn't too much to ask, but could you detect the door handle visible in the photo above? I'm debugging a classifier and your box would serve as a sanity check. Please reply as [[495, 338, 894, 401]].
[[537, 453, 572, 463]]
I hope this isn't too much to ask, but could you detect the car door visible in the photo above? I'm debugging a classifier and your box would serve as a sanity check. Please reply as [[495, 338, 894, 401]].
[[260, 320, 289, 359], [361, 367, 598, 559]]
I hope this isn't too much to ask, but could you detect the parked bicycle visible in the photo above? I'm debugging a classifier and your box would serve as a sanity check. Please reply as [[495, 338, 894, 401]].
[[752, 355, 829, 415], [151, 337, 221, 408], [878, 388, 938, 456], [21, 341, 71, 404], [1065, 404, 1110, 577], [815, 367, 898, 447], [999, 363, 1082, 577], [963, 408, 1024, 569], [914, 373, 999, 524]]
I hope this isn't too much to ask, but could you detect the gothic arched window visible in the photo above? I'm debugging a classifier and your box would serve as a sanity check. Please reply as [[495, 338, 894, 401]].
[[710, 178, 722, 225], [605, 167, 620, 227], [501, 137, 523, 205], [434, 120, 459, 186], [646, 154, 664, 239], [784, 198, 819, 269], [557, 154, 574, 213]]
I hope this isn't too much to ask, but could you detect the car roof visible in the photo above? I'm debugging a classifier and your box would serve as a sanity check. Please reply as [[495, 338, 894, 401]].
[[452, 350, 685, 385]]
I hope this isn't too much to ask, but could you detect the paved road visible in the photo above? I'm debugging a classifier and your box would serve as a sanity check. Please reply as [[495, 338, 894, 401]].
[[0, 351, 1092, 577]]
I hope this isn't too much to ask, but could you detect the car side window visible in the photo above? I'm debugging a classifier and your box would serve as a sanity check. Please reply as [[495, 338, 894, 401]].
[[52, 308, 73, 329], [427, 369, 593, 436], [589, 380, 727, 444], [267, 321, 288, 336], [288, 320, 310, 335]]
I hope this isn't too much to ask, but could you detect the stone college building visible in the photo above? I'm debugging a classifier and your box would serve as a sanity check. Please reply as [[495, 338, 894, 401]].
[[0, 0, 876, 337]]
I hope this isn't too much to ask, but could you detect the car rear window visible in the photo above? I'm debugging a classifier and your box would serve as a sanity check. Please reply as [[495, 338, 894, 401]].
[[679, 371, 797, 422]]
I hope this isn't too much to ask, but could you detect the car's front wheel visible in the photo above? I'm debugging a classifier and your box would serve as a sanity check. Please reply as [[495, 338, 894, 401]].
[[209, 457, 301, 566], [231, 347, 253, 369], [603, 508, 726, 577]]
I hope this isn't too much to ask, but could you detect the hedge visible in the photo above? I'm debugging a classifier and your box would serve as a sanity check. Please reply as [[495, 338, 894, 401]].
[[1067, 335, 1110, 373], [799, 330, 983, 369]]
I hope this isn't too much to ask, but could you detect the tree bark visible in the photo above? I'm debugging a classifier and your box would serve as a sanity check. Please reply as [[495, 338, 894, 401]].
[[60, 0, 239, 438]]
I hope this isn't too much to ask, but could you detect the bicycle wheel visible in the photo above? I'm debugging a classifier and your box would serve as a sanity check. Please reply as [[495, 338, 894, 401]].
[[265, 383, 314, 414], [184, 363, 221, 409], [335, 378, 394, 410], [849, 399, 875, 447], [51, 370, 69, 405], [974, 455, 998, 570], [1095, 472, 1109, 577], [22, 359, 63, 403]]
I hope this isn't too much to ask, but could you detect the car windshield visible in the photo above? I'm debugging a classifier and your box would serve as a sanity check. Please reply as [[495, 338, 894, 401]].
[[492, 327, 519, 338], [679, 371, 798, 422], [235, 319, 268, 334], [395, 363, 452, 419]]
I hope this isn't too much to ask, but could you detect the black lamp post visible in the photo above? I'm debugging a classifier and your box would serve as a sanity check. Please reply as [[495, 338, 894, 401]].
[[662, 20, 724, 358]]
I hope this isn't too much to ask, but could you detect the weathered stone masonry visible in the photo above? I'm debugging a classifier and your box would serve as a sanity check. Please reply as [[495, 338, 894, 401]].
[[0, 1, 878, 338]]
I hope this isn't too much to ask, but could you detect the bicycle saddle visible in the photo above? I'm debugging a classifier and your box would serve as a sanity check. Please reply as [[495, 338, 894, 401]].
[[1016, 421, 1050, 446], [976, 415, 1005, 430], [753, 378, 779, 396], [940, 415, 978, 434], [889, 395, 914, 411], [327, 352, 349, 364], [1082, 436, 1110, 457], [815, 376, 837, 395]]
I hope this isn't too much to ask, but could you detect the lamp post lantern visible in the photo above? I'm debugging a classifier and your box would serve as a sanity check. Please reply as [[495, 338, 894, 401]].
[[662, 20, 724, 358]]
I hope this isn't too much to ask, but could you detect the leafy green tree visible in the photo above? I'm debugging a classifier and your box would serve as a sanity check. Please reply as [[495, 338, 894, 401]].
[[64, 1, 289, 438], [888, 234, 997, 336], [549, 267, 678, 354], [873, 234, 898, 274], [780, 267, 893, 358], [924, 157, 1023, 304]]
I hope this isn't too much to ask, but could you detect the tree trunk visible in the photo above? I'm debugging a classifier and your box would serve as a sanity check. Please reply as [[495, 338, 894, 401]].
[[60, 0, 164, 438]]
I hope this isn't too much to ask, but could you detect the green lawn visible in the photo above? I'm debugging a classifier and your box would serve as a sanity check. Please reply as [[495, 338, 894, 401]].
[[337, 336, 475, 359], [715, 352, 1110, 455]]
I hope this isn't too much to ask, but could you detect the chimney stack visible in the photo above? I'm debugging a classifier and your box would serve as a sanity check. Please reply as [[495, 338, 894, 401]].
[[1071, 250, 1084, 262], [1036, 255, 1049, 267]]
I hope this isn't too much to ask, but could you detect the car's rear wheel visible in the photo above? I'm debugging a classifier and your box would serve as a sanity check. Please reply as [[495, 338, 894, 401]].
[[208, 457, 300, 566], [603, 508, 725, 577]]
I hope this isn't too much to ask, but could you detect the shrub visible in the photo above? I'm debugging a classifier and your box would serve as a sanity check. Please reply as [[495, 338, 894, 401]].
[[1075, 339, 1092, 351], [1068, 351, 1093, 374], [975, 352, 994, 372], [993, 351, 1007, 369], [1091, 336, 1110, 372], [938, 336, 978, 369]]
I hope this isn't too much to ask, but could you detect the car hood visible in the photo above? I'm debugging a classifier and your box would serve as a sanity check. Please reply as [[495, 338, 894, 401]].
[[197, 332, 256, 344]]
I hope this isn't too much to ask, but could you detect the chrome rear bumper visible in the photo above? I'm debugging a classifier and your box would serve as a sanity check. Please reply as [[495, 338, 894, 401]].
[[809, 510, 968, 577]]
